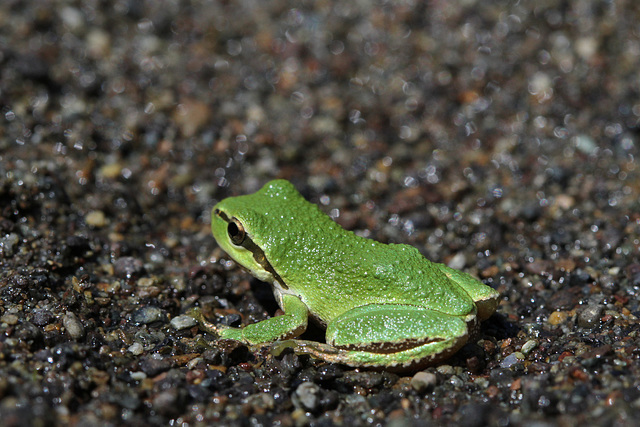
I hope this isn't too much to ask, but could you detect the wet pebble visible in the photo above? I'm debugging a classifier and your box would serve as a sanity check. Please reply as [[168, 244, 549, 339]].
[[14, 321, 43, 344], [140, 356, 173, 377], [447, 253, 466, 270], [151, 389, 182, 416], [578, 304, 603, 328], [170, 314, 197, 330], [85, 210, 107, 227], [128, 342, 144, 355], [521, 339, 538, 355], [315, 364, 343, 382], [337, 371, 391, 390], [63, 312, 85, 340], [133, 306, 164, 325], [1, 313, 19, 326], [294, 382, 321, 411], [30, 309, 55, 326], [410, 371, 437, 392], [548, 311, 570, 326], [245, 392, 276, 413], [113, 257, 145, 279], [500, 352, 524, 369], [0, 233, 20, 257]]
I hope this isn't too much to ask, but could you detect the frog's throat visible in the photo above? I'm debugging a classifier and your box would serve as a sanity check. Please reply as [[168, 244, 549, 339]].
[[216, 209, 287, 290]]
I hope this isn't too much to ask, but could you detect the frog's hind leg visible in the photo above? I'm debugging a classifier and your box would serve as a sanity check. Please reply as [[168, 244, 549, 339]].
[[286, 304, 473, 370]]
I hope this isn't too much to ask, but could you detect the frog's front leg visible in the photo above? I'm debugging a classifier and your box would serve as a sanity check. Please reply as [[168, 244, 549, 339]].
[[293, 304, 472, 369], [197, 293, 309, 345]]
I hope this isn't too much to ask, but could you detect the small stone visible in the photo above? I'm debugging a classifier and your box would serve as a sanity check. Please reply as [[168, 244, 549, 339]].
[[173, 99, 211, 137], [186, 357, 203, 370], [0, 233, 20, 257], [500, 352, 524, 368], [140, 356, 172, 376], [128, 342, 144, 355], [548, 311, 569, 325], [447, 253, 466, 270], [133, 306, 164, 325], [63, 312, 85, 340], [152, 390, 179, 415], [86, 29, 111, 59], [130, 371, 147, 381], [556, 258, 576, 273], [474, 377, 489, 389], [554, 194, 575, 210], [294, 382, 320, 411], [113, 257, 145, 279], [137, 277, 157, 287], [436, 365, 454, 375], [60, 6, 84, 31], [626, 264, 640, 286], [316, 364, 343, 382], [521, 339, 538, 355], [14, 322, 43, 343], [410, 371, 437, 392], [1, 314, 19, 326], [170, 315, 197, 330], [85, 210, 107, 228], [575, 37, 597, 60], [170, 276, 186, 292], [578, 304, 603, 328], [245, 393, 275, 412], [449, 375, 464, 388], [575, 135, 597, 154], [31, 309, 55, 326]]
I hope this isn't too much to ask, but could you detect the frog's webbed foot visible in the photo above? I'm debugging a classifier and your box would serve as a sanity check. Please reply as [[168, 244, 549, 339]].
[[269, 339, 342, 357], [187, 307, 239, 338], [189, 307, 247, 343]]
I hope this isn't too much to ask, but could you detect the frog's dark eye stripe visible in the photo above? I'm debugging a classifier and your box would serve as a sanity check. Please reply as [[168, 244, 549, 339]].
[[228, 217, 246, 245], [216, 209, 288, 289], [215, 208, 230, 222]]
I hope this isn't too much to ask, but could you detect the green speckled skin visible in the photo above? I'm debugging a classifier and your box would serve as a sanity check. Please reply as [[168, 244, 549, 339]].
[[207, 179, 500, 370]]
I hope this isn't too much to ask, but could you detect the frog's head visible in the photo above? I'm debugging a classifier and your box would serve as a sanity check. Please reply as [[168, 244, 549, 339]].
[[211, 180, 299, 286], [211, 203, 278, 285]]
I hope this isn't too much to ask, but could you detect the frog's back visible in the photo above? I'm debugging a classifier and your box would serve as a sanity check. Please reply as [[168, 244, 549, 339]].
[[301, 237, 477, 319], [234, 180, 476, 323]]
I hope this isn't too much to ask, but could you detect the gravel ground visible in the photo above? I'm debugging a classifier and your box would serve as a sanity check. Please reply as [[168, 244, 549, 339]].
[[1, 1, 640, 426]]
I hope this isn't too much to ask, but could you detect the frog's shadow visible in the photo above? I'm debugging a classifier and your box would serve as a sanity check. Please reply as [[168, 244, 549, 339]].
[[447, 312, 519, 367], [482, 312, 520, 341]]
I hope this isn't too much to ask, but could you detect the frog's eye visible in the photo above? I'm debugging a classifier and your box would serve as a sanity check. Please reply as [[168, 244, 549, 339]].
[[227, 217, 246, 245]]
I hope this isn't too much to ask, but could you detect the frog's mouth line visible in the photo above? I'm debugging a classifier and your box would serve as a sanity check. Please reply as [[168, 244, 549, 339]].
[[215, 209, 288, 290]]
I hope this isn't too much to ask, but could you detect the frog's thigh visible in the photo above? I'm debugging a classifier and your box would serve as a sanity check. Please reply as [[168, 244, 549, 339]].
[[326, 304, 468, 352], [224, 294, 308, 345]]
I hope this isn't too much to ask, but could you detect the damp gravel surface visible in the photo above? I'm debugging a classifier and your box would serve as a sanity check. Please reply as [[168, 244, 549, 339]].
[[1, 1, 640, 426]]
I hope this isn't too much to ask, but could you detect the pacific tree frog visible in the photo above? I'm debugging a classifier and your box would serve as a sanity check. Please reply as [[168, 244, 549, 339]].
[[199, 179, 499, 370]]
